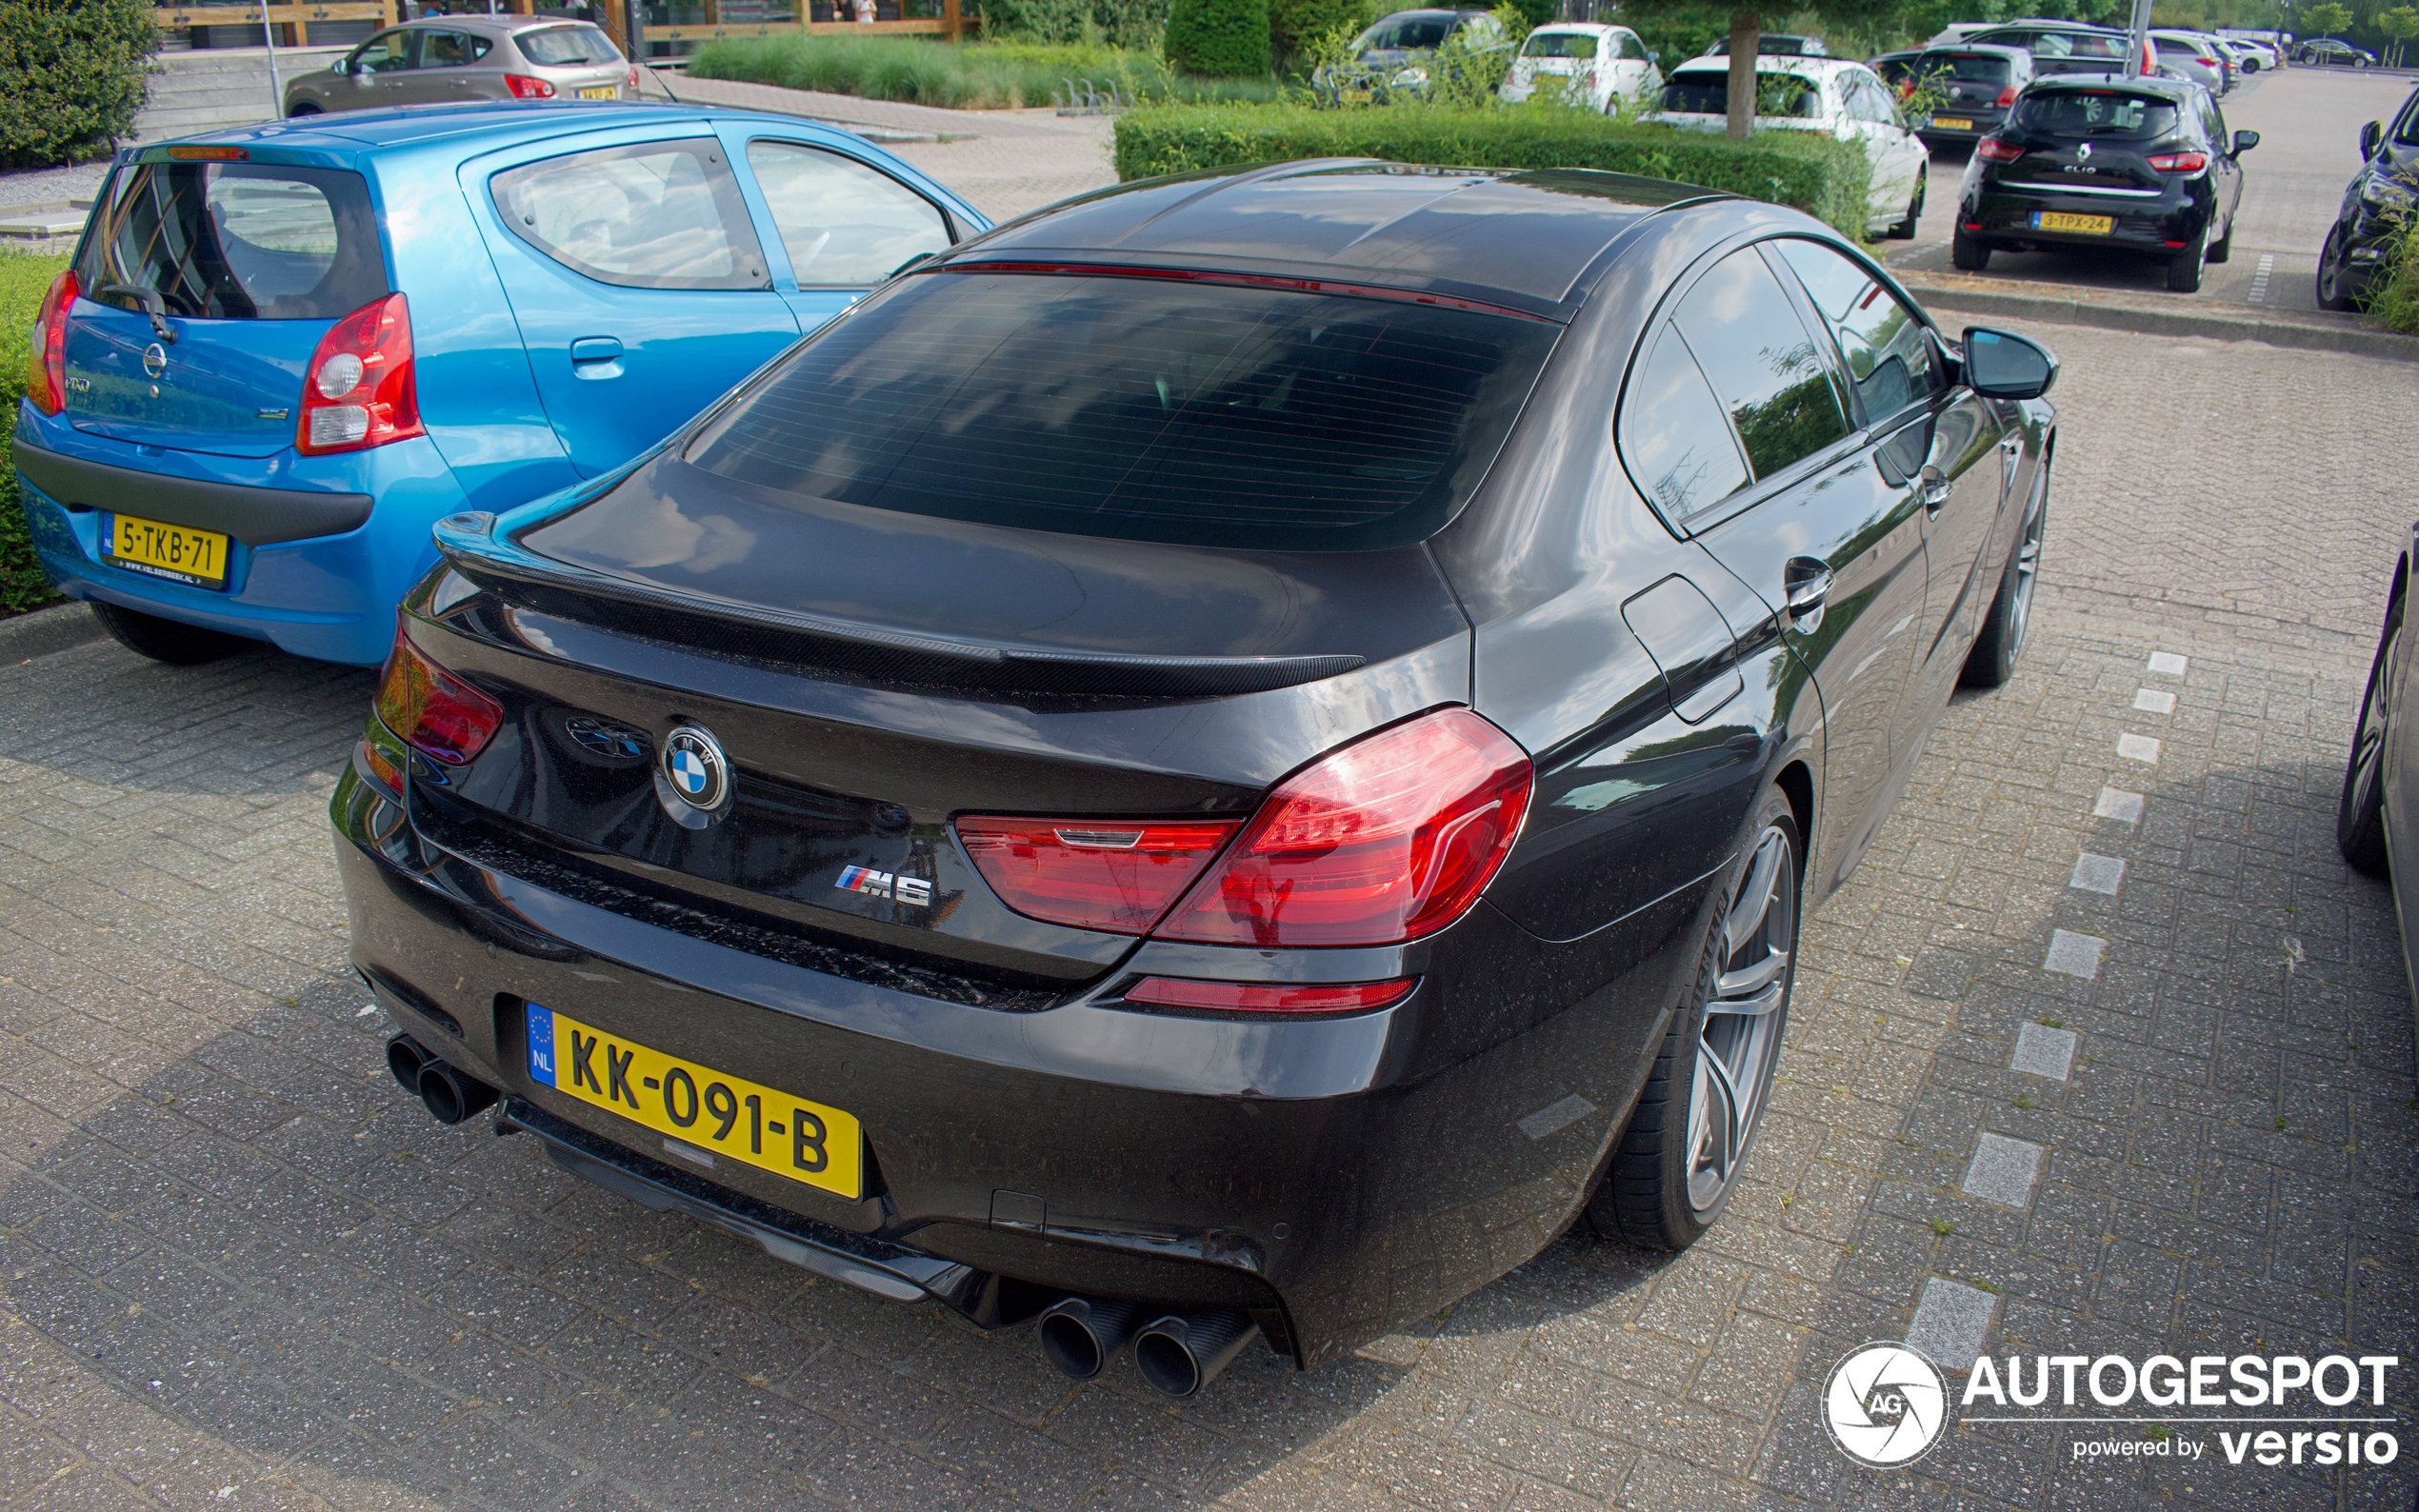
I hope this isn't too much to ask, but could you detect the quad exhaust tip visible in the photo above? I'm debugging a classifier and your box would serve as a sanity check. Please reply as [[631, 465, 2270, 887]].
[[385, 1032, 500, 1125], [1037, 1297, 1260, 1397]]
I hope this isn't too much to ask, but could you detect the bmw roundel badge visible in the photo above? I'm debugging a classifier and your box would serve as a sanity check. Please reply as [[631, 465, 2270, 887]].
[[659, 725, 730, 812]]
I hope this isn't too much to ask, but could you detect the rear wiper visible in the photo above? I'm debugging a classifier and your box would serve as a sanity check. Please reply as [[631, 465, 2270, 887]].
[[95, 282, 176, 344]]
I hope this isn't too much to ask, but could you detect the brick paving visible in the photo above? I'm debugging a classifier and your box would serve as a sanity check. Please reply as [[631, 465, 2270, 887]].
[[2, 322, 2415, 1510]]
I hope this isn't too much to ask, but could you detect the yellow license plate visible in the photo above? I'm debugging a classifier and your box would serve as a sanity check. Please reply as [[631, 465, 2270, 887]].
[[1339, 88, 1371, 103], [1929, 116, 1974, 129], [527, 1003, 864, 1200], [104, 512, 229, 588], [2033, 210, 2114, 234], [578, 85, 618, 99]]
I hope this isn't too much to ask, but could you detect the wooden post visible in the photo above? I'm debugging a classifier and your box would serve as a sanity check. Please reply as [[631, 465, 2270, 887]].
[[942, 0, 959, 39]]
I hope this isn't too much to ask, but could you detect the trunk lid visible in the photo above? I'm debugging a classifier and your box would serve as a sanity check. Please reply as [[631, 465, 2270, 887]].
[[65, 307, 322, 458]]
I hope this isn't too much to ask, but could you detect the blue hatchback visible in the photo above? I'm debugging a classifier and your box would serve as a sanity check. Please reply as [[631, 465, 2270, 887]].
[[15, 103, 988, 666]]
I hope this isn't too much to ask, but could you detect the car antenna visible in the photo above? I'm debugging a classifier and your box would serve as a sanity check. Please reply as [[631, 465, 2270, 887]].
[[650, 59, 684, 104]]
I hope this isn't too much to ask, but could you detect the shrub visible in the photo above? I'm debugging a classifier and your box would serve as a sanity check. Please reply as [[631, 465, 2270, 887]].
[[689, 35, 1282, 106], [980, 0, 1165, 48], [1113, 103, 1872, 238], [0, 0, 156, 168], [1166, 0, 1271, 77], [2369, 209, 2419, 334], [1, 250, 70, 618], [1267, 0, 1375, 60]]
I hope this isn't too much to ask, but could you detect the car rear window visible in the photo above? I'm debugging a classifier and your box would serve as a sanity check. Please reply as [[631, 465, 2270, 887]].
[[683, 270, 1561, 553], [1523, 30, 1596, 56], [76, 162, 388, 321], [2014, 89, 2178, 137], [518, 23, 619, 65], [1919, 50, 2011, 83], [1358, 14, 1454, 50], [1663, 71, 1819, 116]]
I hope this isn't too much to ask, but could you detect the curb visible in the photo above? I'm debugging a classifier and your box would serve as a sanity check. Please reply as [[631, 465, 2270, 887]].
[[0, 602, 104, 665], [1900, 279, 2419, 362]]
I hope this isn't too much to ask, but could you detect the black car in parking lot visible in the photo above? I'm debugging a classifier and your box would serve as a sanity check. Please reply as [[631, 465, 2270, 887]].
[[1908, 44, 2035, 150], [2340, 531, 2419, 1007], [2319, 85, 2419, 309], [1966, 21, 2152, 78], [2298, 36, 2377, 67], [334, 160, 2058, 1390], [1955, 75, 2254, 292]]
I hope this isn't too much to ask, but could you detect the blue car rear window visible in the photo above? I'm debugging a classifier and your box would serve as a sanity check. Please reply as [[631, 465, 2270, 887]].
[[684, 269, 1560, 552], [77, 163, 388, 321]]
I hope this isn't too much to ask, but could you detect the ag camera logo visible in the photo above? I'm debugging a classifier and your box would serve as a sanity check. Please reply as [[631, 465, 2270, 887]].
[[1825, 1343, 1950, 1467]]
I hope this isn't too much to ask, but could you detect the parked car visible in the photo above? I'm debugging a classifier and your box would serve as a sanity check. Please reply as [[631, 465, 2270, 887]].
[[1905, 44, 2035, 151], [1869, 47, 1926, 92], [1702, 32, 1829, 56], [2318, 85, 2419, 308], [334, 157, 2057, 1388], [1928, 22, 1999, 48], [2209, 36, 2264, 73], [1648, 56, 1930, 237], [2339, 544, 2419, 995], [1954, 75, 2252, 292], [2298, 37, 2377, 66], [1967, 22, 2155, 79], [14, 106, 987, 666], [2151, 30, 2230, 93], [285, 15, 635, 114], [1313, 9, 1508, 101], [1497, 22, 1663, 112]]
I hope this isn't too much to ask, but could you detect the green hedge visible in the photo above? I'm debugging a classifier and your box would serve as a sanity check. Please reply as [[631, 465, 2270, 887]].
[[688, 36, 1281, 108], [1112, 105, 1873, 239], [1, 250, 70, 618], [0, 0, 156, 168], [1164, 0, 1271, 78]]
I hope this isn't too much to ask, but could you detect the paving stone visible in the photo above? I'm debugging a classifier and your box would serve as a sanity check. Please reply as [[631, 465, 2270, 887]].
[[2132, 688, 2178, 714], [2115, 734, 2163, 764], [2009, 1023, 2079, 1083], [2044, 931, 2106, 981], [2147, 653, 2189, 677], [2068, 854, 2125, 896], [2092, 788, 2145, 825], [1963, 1133, 2046, 1209], [1903, 1277, 1999, 1374]]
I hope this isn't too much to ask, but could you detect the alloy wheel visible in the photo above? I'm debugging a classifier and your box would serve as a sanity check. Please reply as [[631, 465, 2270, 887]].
[[2007, 476, 2047, 657], [1686, 823, 1794, 1212], [2348, 614, 2393, 830]]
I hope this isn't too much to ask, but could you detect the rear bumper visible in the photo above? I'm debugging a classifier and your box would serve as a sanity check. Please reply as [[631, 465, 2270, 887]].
[[331, 749, 1714, 1367], [1964, 182, 2209, 255], [1917, 109, 2008, 149], [13, 409, 469, 665]]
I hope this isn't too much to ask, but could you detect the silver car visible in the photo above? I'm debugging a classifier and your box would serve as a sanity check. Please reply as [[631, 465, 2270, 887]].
[[285, 15, 635, 116]]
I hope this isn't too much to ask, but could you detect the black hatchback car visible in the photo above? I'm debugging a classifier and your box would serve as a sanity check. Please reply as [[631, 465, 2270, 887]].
[[2318, 85, 2419, 309], [334, 161, 2058, 1391], [1954, 76, 2254, 292], [1908, 43, 2036, 150]]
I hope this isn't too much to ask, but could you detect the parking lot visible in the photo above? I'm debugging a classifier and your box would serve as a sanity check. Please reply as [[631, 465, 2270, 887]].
[[5, 60, 2419, 1512]]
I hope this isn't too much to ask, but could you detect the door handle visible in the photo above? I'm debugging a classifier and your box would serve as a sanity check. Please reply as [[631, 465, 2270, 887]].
[[570, 336, 625, 364], [1783, 556, 1833, 635], [1919, 464, 1953, 512]]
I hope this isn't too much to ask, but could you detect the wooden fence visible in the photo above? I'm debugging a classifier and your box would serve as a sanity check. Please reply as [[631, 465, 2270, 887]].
[[152, 0, 394, 45], [152, 0, 969, 51]]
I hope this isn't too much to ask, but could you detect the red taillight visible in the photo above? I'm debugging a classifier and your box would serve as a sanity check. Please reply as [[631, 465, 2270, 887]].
[[626, 67, 640, 88], [1976, 136, 2023, 162], [2196, 55, 2217, 66], [373, 622, 503, 766], [1156, 708, 1532, 948], [1996, 84, 2017, 107], [956, 818, 1241, 934], [505, 74, 557, 98], [2148, 149, 2208, 171], [297, 292, 421, 456], [357, 736, 403, 796], [1122, 977, 1417, 1014], [26, 269, 78, 415]]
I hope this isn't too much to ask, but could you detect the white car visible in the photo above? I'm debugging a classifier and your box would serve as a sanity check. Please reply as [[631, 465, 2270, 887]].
[[1498, 22, 1664, 113], [1642, 55, 1931, 239]]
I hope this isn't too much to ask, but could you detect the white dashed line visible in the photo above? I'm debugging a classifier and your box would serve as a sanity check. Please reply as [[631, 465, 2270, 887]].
[[2045, 929, 2107, 980], [2148, 652, 2189, 676], [2248, 252, 2274, 303], [2116, 733, 2163, 764], [1964, 1131, 2047, 1206], [1907, 1278, 2000, 1371], [2133, 688, 2176, 713], [2069, 853, 2126, 894], [2012, 1022, 2079, 1081], [2093, 787, 2145, 824]]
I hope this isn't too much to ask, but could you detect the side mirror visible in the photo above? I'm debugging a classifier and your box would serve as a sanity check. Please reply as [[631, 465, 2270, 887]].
[[2362, 119, 2384, 157], [1963, 327, 2057, 400], [330, 54, 350, 74], [1649, 49, 1661, 63], [2233, 129, 2259, 154]]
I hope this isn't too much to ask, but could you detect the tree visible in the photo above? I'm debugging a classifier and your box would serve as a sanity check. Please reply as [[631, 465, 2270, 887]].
[[2380, 2, 2419, 63], [1613, 0, 1900, 138], [0, 0, 156, 166], [2300, 0, 2355, 34], [1167, 0, 1271, 75]]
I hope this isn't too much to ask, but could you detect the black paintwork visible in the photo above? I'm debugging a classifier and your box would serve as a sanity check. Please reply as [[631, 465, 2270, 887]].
[[333, 161, 2053, 1368], [1959, 74, 2246, 266], [1909, 45, 2035, 151], [2324, 84, 2419, 306]]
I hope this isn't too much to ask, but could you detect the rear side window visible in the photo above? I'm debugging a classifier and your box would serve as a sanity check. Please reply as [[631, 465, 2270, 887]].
[[77, 163, 388, 321], [518, 24, 620, 65], [744, 142, 950, 286], [491, 140, 766, 289], [1770, 240, 1943, 424], [685, 271, 1561, 552], [2014, 89, 2178, 137], [1358, 14, 1452, 50], [1663, 71, 1819, 116], [1619, 327, 1749, 522], [1670, 249, 1847, 479], [1523, 31, 1597, 56], [421, 30, 493, 66], [1616, 30, 1649, 58]]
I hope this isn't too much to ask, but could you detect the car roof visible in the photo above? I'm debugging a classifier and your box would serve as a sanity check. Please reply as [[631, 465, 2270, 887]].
[[388, 12, 600, 31], [954, 160, 1726, 311], [1920, 42, 2029, 58], [160, 100, 759, 153], [1669, 54, 1866, 78], [2024, 71, 2198, 99], [1529, 21, 1633, 31]]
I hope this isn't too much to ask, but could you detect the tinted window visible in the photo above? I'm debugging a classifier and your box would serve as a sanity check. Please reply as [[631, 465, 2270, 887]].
[[1674, 249, 1848, 478], [1619, 327, 1749, 522], [1523, 31, 1597, 56], [491, 140, 766, 289], [1919, 50, 2012, 83], [519, 23, 620, 64], [1616, 30, 1648, 58], [78, 164, 388, 321], [1770, 240, 1942, 423], [686, 272, 1560, 552], [1663, 70, 1818, 116], [420, 30, 491, 65], [2013, 89, 2179, 137], [745, 142, 950, 286], [351, 29, 414, 71], [1358, 14, 1453, 50], [2393, 95, 2419, 146]]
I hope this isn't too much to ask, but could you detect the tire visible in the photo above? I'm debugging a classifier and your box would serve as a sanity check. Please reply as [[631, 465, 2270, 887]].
[[2337, 586, 2399, 876], [2317, 222, 2360, 310], [286, 102, 321, 117], [90, 602, 250, 666], [1585, 788, 1800, 1250], [2206, 216, 2231, 264], [2165, 226, 2205, 292], [1961, 453, 2048, 688], [1888, 170, 1926, 240], [1951, 226, 1991, 271]]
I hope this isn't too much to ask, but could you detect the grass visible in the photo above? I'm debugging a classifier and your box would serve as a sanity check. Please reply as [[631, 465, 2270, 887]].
[[2369, 208, 2419, 334], [1, 249, 70, 620], [687, 34, 1286, 109]]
